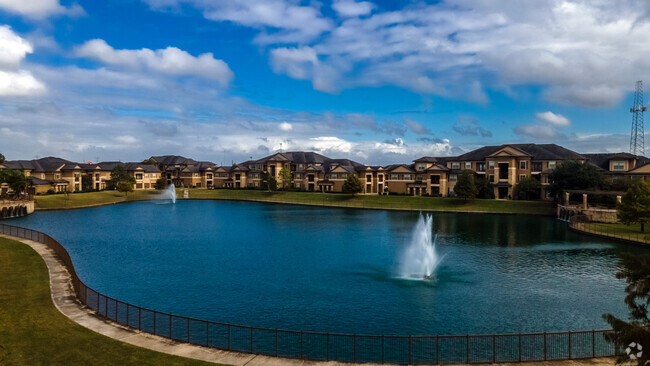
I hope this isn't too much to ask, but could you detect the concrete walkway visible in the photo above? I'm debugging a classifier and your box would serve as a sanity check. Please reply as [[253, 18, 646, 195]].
[[2, 233, 616, 366]]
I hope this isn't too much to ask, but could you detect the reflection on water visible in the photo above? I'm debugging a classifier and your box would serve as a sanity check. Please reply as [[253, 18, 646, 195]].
[[11, 200, 649, 335]]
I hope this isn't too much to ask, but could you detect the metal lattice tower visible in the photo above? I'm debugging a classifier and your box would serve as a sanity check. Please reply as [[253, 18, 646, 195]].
[[630, 80, 647, 156]]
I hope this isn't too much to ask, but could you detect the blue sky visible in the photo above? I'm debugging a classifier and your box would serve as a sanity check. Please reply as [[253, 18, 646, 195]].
[[0, 0, 649, 165]]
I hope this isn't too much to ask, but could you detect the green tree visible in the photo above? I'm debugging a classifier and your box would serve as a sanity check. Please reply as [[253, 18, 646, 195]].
[[141, 158, 157, 165], [342, 174, 364, 194], [603, 253, 650, 365], [514, 177, 542, 200], [618, 180, 650, 232], [0, 153, 5, 165], [0, 169, 32, 193], [81, 174, 93, 192], [110, 164, 135, 194], [454, 171, 478, 200], [279, 167, 293, 190], [117, 181, 134, 197], [263, 172, 277, 192], [154, 176, 167, 190], [474, 176, 494, 199], [548, 160, 605, 198]]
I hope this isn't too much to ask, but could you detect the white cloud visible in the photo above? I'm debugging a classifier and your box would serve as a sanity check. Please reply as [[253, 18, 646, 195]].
[[0, 0, 84, 19], [332, 0, 374, 18], [0, 26, 45, 96], [143, 0, 332, 44], [270, 46, 338, 92], [75, 39, 234, 85], [536, 111, 570, 127], [278, 121, 292, 131], [115, 135, 139, 145]]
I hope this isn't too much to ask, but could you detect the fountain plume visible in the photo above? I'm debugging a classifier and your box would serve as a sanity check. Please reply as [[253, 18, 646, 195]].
[[399, 214, 441, 280], [162, 184, 176, 204]]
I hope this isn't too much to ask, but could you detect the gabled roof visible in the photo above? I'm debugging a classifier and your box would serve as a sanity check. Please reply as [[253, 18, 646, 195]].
[[383, 164, 416, 173], [455, 144, 584, 161], [150, 155, 198, 166], [583, 153, 650, 171], [124, 163, 160, 173]]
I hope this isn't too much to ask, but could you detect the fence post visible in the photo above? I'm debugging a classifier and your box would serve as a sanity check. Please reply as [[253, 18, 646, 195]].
[[466, 334, 469, 364], [138, 307, 142, 331], [326, 333, 330, 361], [381, 335, 385, 364], [518, 334, 521, 362], [409, 335, 412, 365], [592, 330, 595, 358], [568, 331, 572, 359], [543, 332, 546, 361], [492, 335, 496, 363]]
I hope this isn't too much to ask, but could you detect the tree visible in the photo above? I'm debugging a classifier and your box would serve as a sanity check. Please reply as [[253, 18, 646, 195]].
[[342, 174, 364, 194], [454, 171, 478, 200], [279, 167, 293, 190], [110, 164, 135, 194], [514, 177, 541, 200], [81, 174, 93, 192], [0, 169, 32, 193], [154, 176, 167, 190], [141, 158, 157, 165], [117, 181, 134, 197], [548, 160, 605, 198], [263, 172, 277, 192], [474, 176, 494, 199], [618, 180, 650, 232], [603, 253, 650, 365], [0, 153, 5, 165]]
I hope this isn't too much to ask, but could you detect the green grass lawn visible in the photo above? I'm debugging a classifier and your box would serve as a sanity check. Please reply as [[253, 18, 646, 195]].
[[0, 237, 218, 366], [582, 222, 650, 243], [33, 188, 555, 215], [183, 188, 555, 215], [35, 190, 162, 210]]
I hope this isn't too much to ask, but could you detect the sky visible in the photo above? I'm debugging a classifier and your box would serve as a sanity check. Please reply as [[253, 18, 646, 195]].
[[0, 0, 650, 165]]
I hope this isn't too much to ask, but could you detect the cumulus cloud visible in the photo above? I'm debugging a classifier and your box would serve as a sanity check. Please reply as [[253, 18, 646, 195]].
[[332, 0, 374, 17], [0, 0, 84, 19], [270, 46, 337, 92], [75, 39, 233, 85], [0, 26, 45, 96], [278, 121, 292, 131], [536, 111, 570, 127], [403, 118, 431, 135]]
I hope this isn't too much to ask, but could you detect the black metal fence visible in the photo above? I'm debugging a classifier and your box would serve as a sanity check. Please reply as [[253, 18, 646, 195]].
[[0, 223, 618, 364], [569, 215, 650, 245]]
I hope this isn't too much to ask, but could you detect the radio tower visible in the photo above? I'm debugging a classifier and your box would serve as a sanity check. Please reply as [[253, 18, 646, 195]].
[[630, 80, 647, 156]]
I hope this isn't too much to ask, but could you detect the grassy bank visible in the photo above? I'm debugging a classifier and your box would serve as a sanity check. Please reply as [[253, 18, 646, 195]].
[[183, 189, 555, 215], [33, 188, 555, 215], [35, 190, 161, 210], [0, 237, 216, 365], [574, 221, 650, 244]]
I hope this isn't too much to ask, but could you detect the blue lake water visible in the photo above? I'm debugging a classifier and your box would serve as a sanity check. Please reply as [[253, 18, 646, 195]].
[[11, 200, 647, 335]]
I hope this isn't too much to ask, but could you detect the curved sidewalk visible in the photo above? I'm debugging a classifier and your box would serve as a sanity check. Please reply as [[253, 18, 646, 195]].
[[2, 233, 615, 366]]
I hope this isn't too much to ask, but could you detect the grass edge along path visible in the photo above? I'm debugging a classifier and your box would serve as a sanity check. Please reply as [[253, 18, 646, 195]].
[[35, 189, 555, 216], [0, 236, 219, 366], [571, 221, 650, 245]]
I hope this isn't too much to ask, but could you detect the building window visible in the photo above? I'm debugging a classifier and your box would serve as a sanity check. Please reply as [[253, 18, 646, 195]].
[[489, 174, 494, 183], [366, 174, 372, 181], [417, 164, 426, 171], [390, 174, 398, 180], [430, 175, 440, 184], [298, 164, 303, 170], [465, 162, 472, 169], [519, 174, 526, 181], [477, 163, 485, 172], [135, 174, 143, 180], [612, 161, 625, 171], [451, 162, 460, 169], [488, 161, 494, 169], [403, 174, 411, 180], [532, 162, 542, 172], [331, 174, 337, 179], [378, 175, 383, 182], [548, 161, 556, 169], [56, 174, 60, 179], [449, 174, 457, 182], [519, 161, 527, 170], [341, 174, 348, 179]]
